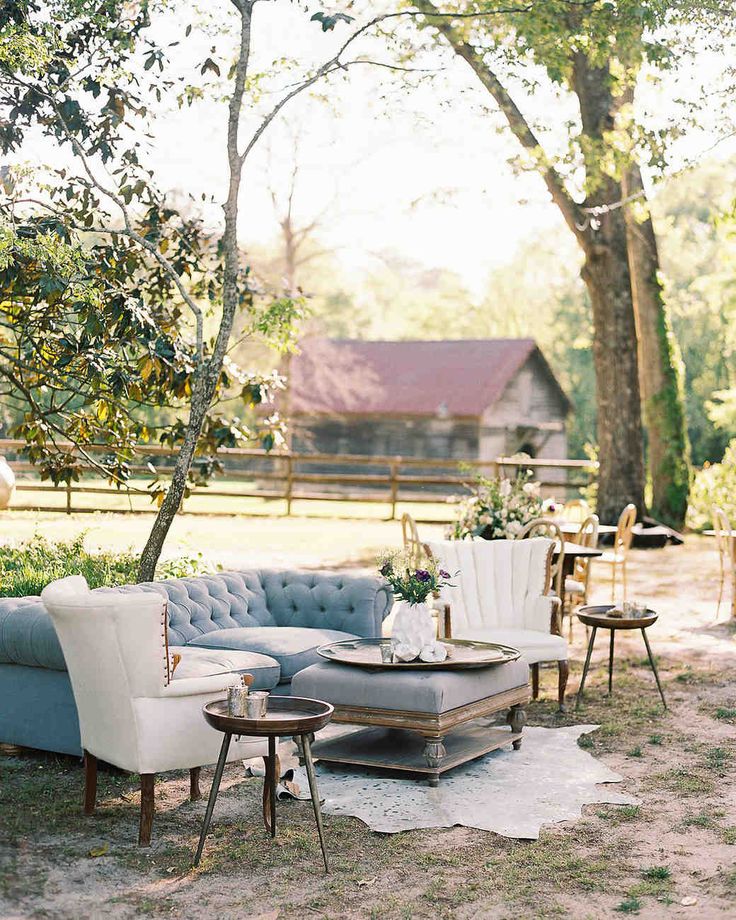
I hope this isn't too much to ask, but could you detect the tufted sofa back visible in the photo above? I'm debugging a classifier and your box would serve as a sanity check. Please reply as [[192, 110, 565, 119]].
[[0, 569, 392, 667], [106, 569, 390, 646]]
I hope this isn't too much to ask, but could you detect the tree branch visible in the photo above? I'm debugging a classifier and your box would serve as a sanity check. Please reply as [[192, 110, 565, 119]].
[[411, 0, 587, 246]]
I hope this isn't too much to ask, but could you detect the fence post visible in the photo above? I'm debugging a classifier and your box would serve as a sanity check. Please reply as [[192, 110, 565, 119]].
[[65, 481, 72, 514], [285, 455, 293, 516], [389, 460, 398, 520]]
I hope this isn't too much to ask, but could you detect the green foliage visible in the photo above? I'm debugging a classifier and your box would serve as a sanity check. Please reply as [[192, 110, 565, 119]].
[[688, 438, 736, 528], [0, 534, 209, 596], [0, 0, 303, 501]]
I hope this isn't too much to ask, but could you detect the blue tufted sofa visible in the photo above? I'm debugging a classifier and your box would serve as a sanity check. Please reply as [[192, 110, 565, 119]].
[[0, 569, 392, 756]]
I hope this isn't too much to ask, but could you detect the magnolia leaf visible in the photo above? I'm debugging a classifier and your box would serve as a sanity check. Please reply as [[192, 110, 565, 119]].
[[87, 843, 109, 858], [310, 12, 354, 32]]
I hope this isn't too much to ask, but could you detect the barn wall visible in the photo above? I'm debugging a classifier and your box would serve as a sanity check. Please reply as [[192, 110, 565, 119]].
[[292, 416, 479, 460]]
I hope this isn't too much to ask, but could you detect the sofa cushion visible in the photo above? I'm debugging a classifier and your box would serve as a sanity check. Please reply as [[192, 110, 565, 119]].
[[189, 626, 357, 681], [170, 646, 280, 690], [291, 658, 530, 714], [0, 598, 65, 670], [458, 628, 567, 665]]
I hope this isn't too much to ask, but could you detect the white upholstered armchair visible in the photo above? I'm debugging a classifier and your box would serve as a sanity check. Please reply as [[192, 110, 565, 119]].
[[41, 576, 268, 845], [427, 538, 569, 709]]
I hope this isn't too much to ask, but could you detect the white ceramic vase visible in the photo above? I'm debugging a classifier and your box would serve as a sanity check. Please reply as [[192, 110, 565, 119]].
[[0, 457, 15, 509], [391, 601, 447, 663]]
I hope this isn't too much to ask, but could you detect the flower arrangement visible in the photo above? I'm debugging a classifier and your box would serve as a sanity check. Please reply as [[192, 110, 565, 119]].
[[448, 470, 542, 541], [377, 550, 453, 605]]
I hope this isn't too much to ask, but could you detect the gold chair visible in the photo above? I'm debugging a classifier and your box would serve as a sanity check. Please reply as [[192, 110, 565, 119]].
[[713, 506, 736, 619], [401, 512, 423, 567], [595, 503, 637, 601], [563, 513, 599, 638], [561, 499, 590, 524], [516, 518, 565, 600]]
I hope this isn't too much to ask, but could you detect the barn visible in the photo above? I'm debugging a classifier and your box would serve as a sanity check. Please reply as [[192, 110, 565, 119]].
[[284, 338, 571, 463]]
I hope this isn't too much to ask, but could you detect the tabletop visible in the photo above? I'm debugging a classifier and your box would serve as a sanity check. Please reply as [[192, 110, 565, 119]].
[[559, 521, 618, 537], [703, 529, 736, 538], [203, 697, 333, 736], [555, 541, 603, 559], [577, 604, 658, 630]]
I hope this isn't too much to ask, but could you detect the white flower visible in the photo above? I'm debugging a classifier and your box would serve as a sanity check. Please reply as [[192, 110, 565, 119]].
[[500, 479, 512, 497], [506, 520, 523, 537]]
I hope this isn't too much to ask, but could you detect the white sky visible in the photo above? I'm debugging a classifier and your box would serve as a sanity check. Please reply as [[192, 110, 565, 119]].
[[25, 2, 736, 296]]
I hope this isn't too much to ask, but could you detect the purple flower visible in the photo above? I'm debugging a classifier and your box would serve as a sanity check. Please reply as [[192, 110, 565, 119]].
[[439, 569, 451, 579], [415, 569, 431, 583]]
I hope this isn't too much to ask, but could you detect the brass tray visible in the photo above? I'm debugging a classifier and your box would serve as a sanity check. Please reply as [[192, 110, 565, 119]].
[[317, 637, 521, 670]]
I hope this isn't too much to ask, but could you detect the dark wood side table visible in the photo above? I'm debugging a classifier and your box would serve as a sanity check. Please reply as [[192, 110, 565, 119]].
[[576, 605, 667, 710], [193, 696, 333, 871]]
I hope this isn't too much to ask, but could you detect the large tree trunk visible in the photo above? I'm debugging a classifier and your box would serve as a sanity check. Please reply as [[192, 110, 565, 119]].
[[571, 53, 645, 521], [623, 164, 690, 526], [581, 215, 646, 521]]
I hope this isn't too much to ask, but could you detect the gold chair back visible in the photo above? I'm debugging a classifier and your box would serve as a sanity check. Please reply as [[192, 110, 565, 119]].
[[401, 512, 423, 567], [516, 517, 565, 598], [573, 513, 599, 585], [614, 503, 637, 555], [713, 506, 734, 572]]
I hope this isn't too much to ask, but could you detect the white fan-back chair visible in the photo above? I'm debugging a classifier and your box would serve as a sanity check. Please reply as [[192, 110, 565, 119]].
[[427, 538, 569, 709], [41, 576, 267, 845]]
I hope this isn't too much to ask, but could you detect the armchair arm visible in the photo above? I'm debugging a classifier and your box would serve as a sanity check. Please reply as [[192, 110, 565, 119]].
[[549, 596, 563, 636], [160, 672, 240, 698]]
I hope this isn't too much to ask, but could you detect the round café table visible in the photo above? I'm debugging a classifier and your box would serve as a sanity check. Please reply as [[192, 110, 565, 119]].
[[193, 696, 333, 871], [575, 605, 667, 710], [558, 521, 618, 540]]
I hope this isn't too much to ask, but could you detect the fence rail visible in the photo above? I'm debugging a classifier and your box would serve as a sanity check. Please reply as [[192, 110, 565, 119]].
[[0, 438, 597, 520]]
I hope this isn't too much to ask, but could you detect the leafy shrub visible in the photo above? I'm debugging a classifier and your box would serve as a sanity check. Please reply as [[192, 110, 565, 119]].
[[0, 535, 209, 597], [687, 438, 736, 530]]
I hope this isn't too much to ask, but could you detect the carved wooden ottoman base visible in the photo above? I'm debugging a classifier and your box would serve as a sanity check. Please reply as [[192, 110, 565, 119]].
[[291, 659, 530, 786]]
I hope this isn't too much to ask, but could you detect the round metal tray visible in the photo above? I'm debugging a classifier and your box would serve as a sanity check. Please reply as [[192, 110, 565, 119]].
[[578, 604, 658, 630], [317, 637, 521, 670], [203, 696, 334, 736]]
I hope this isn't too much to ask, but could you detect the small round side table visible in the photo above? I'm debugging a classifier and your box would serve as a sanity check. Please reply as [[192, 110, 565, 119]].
[[193, 696, 333, 871], [575, 605, 667, 710]]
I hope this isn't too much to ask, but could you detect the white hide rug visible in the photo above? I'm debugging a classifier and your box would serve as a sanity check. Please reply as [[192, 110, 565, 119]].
[[282, 724, 636, 839]]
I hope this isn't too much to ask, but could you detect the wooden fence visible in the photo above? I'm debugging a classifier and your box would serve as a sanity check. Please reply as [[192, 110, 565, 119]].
[[0, 438, 597, 521]]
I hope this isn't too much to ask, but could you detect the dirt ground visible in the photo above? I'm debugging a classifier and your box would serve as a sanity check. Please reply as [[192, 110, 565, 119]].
[[1, 528, 735, 919]]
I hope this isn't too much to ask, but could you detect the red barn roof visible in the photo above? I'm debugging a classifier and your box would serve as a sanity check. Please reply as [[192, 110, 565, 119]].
[[286, 338, 569, 418]]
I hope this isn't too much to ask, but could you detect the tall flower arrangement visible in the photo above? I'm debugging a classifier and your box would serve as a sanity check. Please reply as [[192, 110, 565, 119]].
[[449, 470, 542, 541]]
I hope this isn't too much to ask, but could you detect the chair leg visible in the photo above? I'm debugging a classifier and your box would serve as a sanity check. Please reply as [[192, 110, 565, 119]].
[[610, 563, 616, 602], [83, 751, 97, 816], [622, 560, 628, 601], [190, 767, 201, 802], [557, 660, 569, 712], [716, 573, 723, 619], [139, 774, 155, 847], [531, 663, 540, 699]]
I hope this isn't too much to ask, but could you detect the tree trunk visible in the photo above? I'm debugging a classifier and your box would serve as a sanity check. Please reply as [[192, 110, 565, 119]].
[[622, 164, 690, 526], [571, 52, 645, 522], [581, 215, 646, 521], [138, 0, 253, 582]]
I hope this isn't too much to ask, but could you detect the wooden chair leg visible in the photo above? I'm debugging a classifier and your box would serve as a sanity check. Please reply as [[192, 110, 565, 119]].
[[83, 751, 97, 816], [190, 767, 201, 802], [557, 660, 569, 711], [138, 774, 155, 847], [531, 663, 540, 699]]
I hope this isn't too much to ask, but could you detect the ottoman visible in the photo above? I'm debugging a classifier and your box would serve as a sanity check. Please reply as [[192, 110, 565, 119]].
[[291, 658, 530, 786]]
